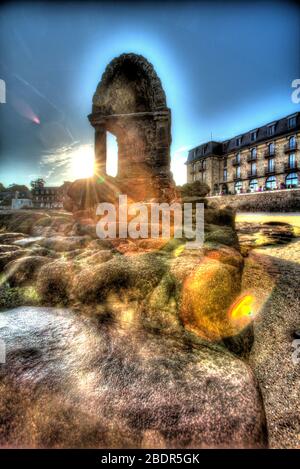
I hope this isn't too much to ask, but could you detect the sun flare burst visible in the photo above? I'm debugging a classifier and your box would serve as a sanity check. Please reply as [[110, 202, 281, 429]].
[[69, 144, 95, 180]]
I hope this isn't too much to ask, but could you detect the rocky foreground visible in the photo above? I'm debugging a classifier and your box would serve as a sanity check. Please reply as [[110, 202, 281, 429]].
[[0, 306, 265, 448], [0, 205, 299, 448]]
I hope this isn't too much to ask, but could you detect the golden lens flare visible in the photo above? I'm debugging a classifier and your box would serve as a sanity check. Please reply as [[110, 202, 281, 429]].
[[173, 244, 185, 257], [228, 294, 256, 322]]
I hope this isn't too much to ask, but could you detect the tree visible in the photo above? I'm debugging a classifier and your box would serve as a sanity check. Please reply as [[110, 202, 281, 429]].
[[6, 184, 32, 199], [8, 184, 30, 192], [30, 178, 45, 191], [0, 183, 6, 192]]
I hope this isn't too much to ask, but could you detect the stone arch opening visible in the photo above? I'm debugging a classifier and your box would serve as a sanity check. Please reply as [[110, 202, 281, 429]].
[[106, 131, 118, 177]]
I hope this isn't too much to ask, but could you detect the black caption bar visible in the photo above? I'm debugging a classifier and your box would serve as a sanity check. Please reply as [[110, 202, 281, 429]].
[[0, 449, 299, 468]]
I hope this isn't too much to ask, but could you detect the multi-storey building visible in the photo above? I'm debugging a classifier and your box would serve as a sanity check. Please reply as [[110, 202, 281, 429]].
[[31, 186, 63, 208], [186, 112, 300, 195], [31, 182, 71, 209]]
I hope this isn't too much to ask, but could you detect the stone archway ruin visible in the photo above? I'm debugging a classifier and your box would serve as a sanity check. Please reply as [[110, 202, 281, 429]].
[[64, 53, 177, 213], [88, 53, 176, 202]]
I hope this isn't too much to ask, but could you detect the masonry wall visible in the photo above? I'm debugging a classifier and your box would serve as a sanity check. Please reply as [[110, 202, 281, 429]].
[[207, 188, 300, 212]]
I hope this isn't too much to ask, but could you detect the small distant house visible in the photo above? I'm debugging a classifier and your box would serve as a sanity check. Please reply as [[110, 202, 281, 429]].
[[0, 187, 32, 208], [11, 198, 33, 209]]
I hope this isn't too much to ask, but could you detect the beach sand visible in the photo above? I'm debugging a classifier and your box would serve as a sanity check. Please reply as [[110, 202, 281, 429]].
[[239, 214, 300, 448]]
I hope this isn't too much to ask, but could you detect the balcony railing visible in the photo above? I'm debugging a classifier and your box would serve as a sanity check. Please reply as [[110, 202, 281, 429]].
[[233, 175, 242, 181], [232, 159, 241, 167], [198, 166, 206, 172], [264, 149, 276, 158], [247, 170, 257, 177], [264, 166, 276, 175], [284, 142, 297, 152], [247, 154, 257, 163], [284, 161, 298, 171]]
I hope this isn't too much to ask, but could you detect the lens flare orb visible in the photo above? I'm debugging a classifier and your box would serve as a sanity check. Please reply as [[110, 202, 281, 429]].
[[229, 294, 256, 321]]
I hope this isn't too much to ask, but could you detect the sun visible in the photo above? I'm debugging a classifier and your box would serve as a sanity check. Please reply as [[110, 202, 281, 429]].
[[69, 144, 95, 180]]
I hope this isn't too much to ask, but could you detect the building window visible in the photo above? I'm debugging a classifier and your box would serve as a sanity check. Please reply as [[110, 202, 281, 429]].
[[251, 147, 257, 159], [285, 172, 298, 188], [224, 158, 227, 168], [268, 124, 276, 136], [288, 153, 296, 169], [236, 152, 241, 164], [269, 142, 275, 155], [289, 135, 296, 150], [236, 137, 242, 146], [250, 131, 257, 142], [234, 181, 242, 193], [191, 164, 195, 181], [223, 168, 227, 181], [268, 158, 275, 172], [251, 162, 257, 175], [236, 166, 241, 178], [249, 179, 258, 192], [266, 175, 276, 190], [288, 116, 297, 129]]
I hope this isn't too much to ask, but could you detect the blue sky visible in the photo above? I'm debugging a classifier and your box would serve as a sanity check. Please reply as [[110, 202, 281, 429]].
[[0, 0, 299, 186]]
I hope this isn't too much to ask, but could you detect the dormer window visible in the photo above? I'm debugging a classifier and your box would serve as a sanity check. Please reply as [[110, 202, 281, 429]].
[[268, 124, 276, 136], [236, 136, 242, 146], [250, 130, 257, 142], [288, 115, 297, 129]]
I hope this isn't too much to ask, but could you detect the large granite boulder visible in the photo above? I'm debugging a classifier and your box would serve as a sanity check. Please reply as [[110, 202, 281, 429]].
[[0, 307, 267, 448]]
